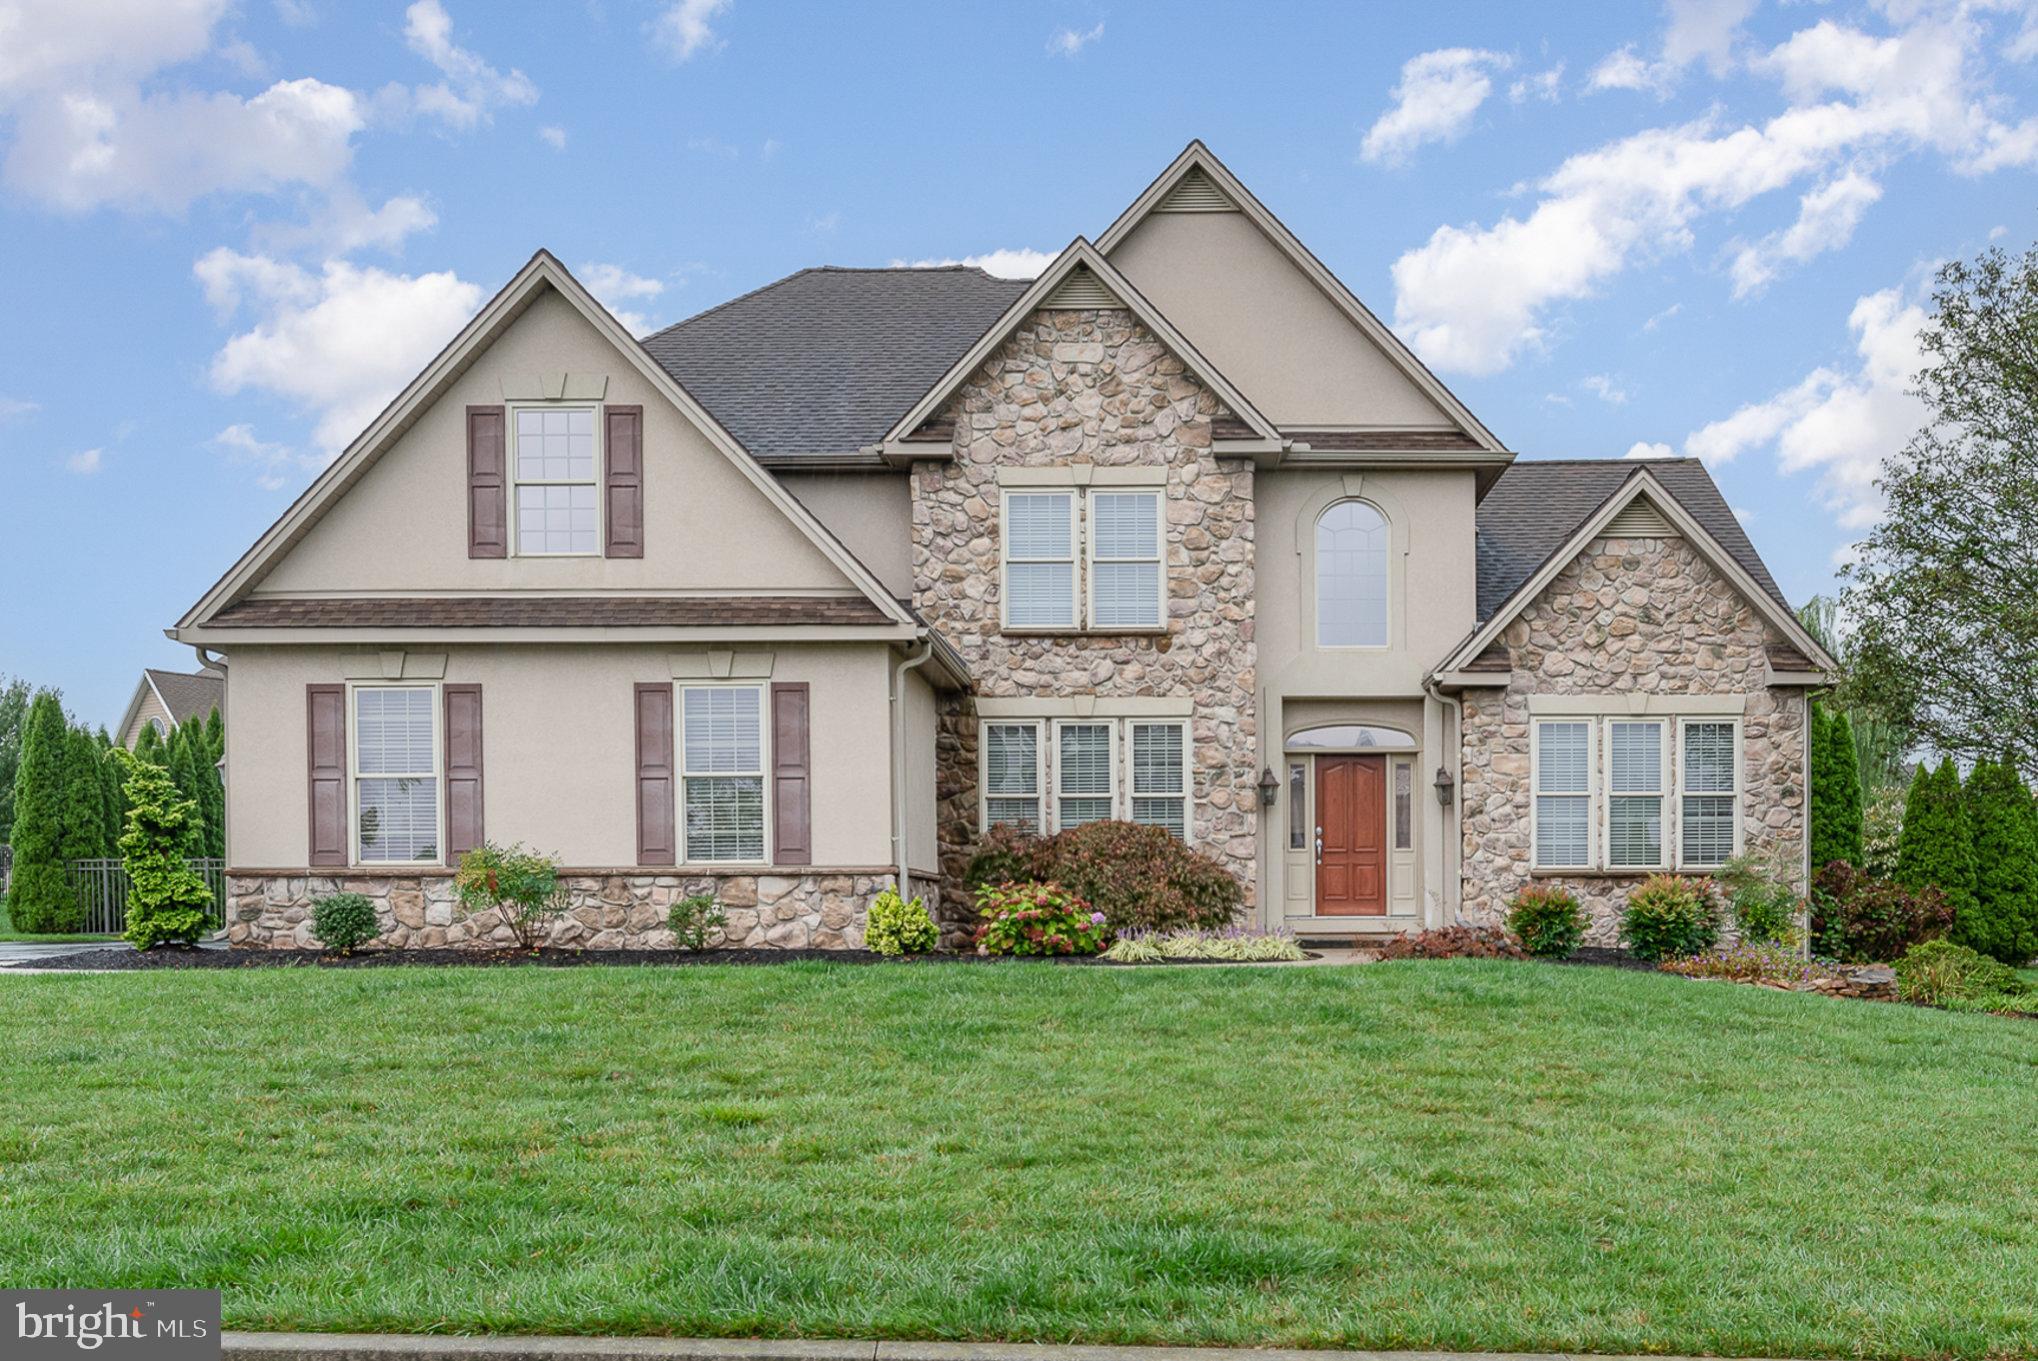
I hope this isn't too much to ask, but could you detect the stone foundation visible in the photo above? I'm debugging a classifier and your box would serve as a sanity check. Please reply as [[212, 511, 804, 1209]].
[[226, 871, 894, 950]]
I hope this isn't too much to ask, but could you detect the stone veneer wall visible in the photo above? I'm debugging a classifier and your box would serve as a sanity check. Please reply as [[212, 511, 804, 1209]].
[[912, 308, 1258, 934], [1458, 535, 1807, 943], [226, 871, 888, 950]]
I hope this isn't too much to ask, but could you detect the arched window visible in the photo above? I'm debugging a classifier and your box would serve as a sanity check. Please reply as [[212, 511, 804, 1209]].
[[1316, 500, 1388, 647]]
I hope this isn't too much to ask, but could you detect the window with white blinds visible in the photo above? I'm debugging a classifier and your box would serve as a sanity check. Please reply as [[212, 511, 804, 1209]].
[[1130, 721, 1187, 839], [1606, 721, 1665, 869], [983, 722, 1042, 832], [1056, 722, 1115, 829], [1534, 721, 1593, 868], [1681, 720, 1739, 867], [680, 685, 766, 862], [353, 685, 440, 864], [1089, 492, 1163, 629], [1001, 492, 1076, 628]]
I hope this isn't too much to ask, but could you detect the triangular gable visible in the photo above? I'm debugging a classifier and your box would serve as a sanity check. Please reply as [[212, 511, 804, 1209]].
[[1433, 468, 1838, 679], [1098, 141, 1506, 453], [178, 251, 913, 630], [116, 672, 166, 745], [879, 238, 1281, 454]]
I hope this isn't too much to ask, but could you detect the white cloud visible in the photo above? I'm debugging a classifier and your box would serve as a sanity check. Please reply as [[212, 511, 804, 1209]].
[[580, 261, 665, 334], [0, 0, 223, 93], [1509, 63, 1564, 104], [1625, 441, 1678, 459], [198, 249, 484, 462], [1589, 0, 1758, 94], [217, 38, 267, 80], [894, 247, 1055, 279], [395, 0, 536, 130], [1728, 169, 1882, 297], [0, 395, 37, 420], [1047, 22, 1104, 58], [1390, 7, 2035, 374], [1642, 302, 1682, 331], [1589, 47, 1664, 94], [687, 134, 740, 159], [1681, 285, 1930, 529], [272, 0, 315, 26], [652, 0, 729, 62], [1582, 373, 1628, 405], [808, 209, 840, 235], [538, 124, 565, 150], [63, 447, 101, 474], [1361, 48, 1511, 166], [210, 422, 316, 491], [1731, 504, 1756, 524]]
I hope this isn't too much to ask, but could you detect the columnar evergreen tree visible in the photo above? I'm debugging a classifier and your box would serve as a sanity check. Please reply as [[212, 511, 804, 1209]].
[[132, 721, 166, 768], [202, 706, 224, 766], [1896, 758, 1979, 925], [95, 727, 127, 852], [194, 714, 225, 860], [8, 691, 80, 932], [167, 721, 208, 858], [1810, 706, 1850, 868], [0, 675, 31, 845], [1961, 759, 2038, 964], [110, 749, 212, 950], [1828, 711, 1866, 864], [61, 725, 111, 860]]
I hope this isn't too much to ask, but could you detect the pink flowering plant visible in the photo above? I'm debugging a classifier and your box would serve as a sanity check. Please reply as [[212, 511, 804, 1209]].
[[972, 881, 1112, 957]]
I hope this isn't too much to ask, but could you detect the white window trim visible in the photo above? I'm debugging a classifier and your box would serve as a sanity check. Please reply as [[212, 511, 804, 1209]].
[[976, 717, 1196, 845], [1676, 715, 1744, 870], [1085, 489, 1167, 634], [999, 488, 1079, 632], [1603, 719, 1669, 873], [677, 681, 771, 866], [1052, 718, 1117, 833], [978, 718, 1045, 835], [345, 680, 443, 868], [1314, 498, 1392, 653], [508, 400, 604, 559], [1127, 718, 1190, 843], [1530, 717, 1595, 871]]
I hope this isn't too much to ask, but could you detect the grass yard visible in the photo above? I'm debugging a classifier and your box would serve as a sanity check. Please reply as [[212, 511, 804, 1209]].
[[3, 960, 2035, 1357], [0, 891, 118, 944]]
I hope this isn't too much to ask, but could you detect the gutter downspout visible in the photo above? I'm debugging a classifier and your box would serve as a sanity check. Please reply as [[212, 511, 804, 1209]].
[[889, 640, 935, 902], [1423, 674, 1463, 927]]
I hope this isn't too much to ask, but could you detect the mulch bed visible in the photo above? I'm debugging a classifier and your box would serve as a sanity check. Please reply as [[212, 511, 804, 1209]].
[[17, 946, 1320, 972]]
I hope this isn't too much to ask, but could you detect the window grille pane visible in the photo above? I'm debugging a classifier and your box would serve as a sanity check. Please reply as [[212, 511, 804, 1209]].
[[1132, 797, 1186, 839], [1058, 724, 1112, 795], [1536, 794, 1590, 867], [1394, 761, 1412, 850], [516, 406, 597, 482], [354, 688, 433, 774], [358, 776, 438, 862], [1289, 763, 1306, 849], [1683, 723, 1736, 792], [1536, 722, 1591, 794], [986, 797, 1040, 833], [1058, 798, 1112, 829], [1004, 493, 1071, 558], [984, 724, 1039, 796], [1005, 562, 1075, 627], [1609, 722, 1662, 793], [517, 484, 597, 554], [1315, 500, 1389, 647], [1092, 562, 1161, 628], [1091, 492, 1159, 558], [683, 688, 762, 774], [1131, 723, 1183, 795], [1683, 795, 1736, 865], [685, 776, 765, 860], [1608, 795, 1663, 867]]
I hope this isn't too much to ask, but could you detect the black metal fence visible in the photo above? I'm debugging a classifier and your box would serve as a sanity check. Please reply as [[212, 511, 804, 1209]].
[[64, 858, 227, 935]]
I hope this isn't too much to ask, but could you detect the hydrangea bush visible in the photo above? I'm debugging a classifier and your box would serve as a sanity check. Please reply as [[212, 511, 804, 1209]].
[[972, 881, 1111, 957]]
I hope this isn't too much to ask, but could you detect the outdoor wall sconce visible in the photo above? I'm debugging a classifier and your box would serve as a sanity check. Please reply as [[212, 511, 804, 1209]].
[[1257, 766, 1280, 807], [1434, 765, 1456, 807]]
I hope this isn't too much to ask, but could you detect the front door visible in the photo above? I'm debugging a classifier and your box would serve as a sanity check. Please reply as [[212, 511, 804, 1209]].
[[1315, 755, 1386, 916]]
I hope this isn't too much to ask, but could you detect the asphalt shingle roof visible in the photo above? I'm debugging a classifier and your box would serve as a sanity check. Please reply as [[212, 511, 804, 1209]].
[[1474, 458, 1788, 622], [641, 266, 1028, 458], [209, 597, 891, 628], [145, 668, 224, 724]]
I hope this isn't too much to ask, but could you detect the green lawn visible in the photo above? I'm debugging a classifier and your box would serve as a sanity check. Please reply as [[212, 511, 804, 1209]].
[[3, 961, 2035, 1356]]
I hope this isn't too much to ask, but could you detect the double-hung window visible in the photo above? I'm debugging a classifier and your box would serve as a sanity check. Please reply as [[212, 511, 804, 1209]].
[[1089, 491, 1164, 630], [512, 405, 600, 555], [680, 686, 766, 862], [353, 686, 439, 864], [1129, 721, 1187, 838], [1002, 492, 1077, 628], [1606, 721, 1666, 870], [982, 722, 1043, 832], [1056, 721, 1115, 829], [1534, 720, 1594, 869], [1680, 719, 1740, 867]]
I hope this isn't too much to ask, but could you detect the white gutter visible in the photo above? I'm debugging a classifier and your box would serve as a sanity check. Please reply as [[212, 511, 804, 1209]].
[[888, 640, 935, 902]]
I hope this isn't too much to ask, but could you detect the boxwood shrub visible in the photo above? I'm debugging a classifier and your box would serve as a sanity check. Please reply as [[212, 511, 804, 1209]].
[[311, 892, 378, 955]]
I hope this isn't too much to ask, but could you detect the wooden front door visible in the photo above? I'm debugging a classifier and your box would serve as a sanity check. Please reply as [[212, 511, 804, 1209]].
[[1315, 755, 1387, 916]]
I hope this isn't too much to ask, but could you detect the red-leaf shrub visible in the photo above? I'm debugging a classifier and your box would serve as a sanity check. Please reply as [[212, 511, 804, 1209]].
[[1506, 884, 1588, 958], [972, 881, 1111, 957], [1810, 860, 1955, 962], [963, 820, 1241, 932], [1376, 925, 1527, 960]]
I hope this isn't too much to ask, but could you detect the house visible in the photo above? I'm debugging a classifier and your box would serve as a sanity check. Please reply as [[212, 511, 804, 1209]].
[[117, 667, 224, 748], [171, 142, 1835, 950]]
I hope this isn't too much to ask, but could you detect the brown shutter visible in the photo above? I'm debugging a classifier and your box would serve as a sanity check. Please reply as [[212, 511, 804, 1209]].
[[306, 685, 347, 867], [443, 684, 484, 863], [605, 404, 644, 559], [635, 683, 676, 865], [771, 682, 811, 866], [467, 405, 507, 558]]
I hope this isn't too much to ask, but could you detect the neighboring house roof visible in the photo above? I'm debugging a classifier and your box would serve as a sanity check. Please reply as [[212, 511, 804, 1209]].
[[1474, 458, 1785, 622], [116, 667, 223, 742], [207, 596, 893, 628], [640, 267, 1027, 460]]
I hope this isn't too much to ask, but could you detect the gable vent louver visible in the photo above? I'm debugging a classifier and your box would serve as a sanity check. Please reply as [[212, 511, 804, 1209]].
[[1605, 498, 1677, 539], [1155, 167, 1237, 213], [1042, 266, 1119, 309]]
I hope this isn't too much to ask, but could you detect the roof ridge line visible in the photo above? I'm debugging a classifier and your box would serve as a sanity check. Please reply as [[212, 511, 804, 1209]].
[[640, 267, 828, 341]]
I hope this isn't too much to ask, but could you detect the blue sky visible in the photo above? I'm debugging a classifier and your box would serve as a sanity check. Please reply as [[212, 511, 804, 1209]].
[[3, 0, 2035, 727]]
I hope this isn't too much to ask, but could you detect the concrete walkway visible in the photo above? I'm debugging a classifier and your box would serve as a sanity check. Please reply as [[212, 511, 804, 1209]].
[[223, 1337, 1759, 1361], [0, 939, 123, 966]]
